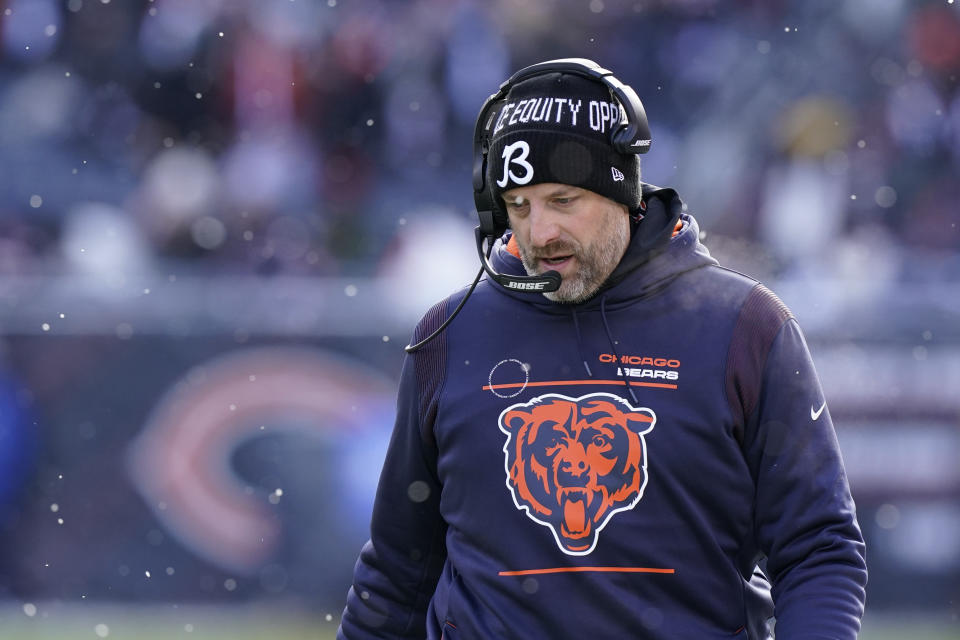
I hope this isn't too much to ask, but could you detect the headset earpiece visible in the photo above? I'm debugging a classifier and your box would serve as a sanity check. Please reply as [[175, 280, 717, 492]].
[[472, 91, 510, 238]]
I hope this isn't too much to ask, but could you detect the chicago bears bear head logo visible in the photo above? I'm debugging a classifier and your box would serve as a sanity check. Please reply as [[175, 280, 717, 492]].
[[498, 393, 656, 556]]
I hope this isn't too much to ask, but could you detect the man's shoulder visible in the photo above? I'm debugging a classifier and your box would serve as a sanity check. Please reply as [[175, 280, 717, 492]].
[[409, 279, 498, 341], [686, 261, 759, 289], [672, 263, 794, 328], [670, 262, 759, 306], [691, 265, 795, 342]]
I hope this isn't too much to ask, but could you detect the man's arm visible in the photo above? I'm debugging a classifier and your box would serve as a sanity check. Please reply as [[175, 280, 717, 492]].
[[338, 306, 450, 639], [736, 297, 867, 639]]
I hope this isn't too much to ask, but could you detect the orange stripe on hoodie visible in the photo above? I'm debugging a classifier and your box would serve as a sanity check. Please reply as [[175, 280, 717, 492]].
[[506, 235, 522, 258]]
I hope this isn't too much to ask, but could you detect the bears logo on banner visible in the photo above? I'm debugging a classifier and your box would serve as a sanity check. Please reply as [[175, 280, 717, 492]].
[[126, 346, 394, 574]]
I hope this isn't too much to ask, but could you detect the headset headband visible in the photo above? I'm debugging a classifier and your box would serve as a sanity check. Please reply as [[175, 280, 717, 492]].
[[471, 58, 651, 238]]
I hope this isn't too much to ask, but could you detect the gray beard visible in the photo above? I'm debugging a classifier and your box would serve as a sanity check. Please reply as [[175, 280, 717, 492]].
[[517, 217, 630, 304]]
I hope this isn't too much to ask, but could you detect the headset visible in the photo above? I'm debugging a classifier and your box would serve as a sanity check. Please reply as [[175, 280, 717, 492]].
[[406, 58, 652, 353]]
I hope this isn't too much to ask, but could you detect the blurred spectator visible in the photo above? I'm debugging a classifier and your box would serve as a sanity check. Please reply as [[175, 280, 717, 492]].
[[0, 0, 955, 280]]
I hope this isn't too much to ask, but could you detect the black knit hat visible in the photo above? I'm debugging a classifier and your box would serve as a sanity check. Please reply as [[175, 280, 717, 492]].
[[485, 71, 642, 215]]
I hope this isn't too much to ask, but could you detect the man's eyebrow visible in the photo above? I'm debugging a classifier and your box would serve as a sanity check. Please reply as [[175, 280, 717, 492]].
[[502, 186, 583, 202]]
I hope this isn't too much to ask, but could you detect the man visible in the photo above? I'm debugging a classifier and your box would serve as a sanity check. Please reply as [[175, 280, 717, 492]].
[[339, 59, 867, 639]]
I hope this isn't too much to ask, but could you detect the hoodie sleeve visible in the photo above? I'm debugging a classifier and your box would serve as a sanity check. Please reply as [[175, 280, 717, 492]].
[[338, 302, 449, 640], [727, 285, 867, 640]]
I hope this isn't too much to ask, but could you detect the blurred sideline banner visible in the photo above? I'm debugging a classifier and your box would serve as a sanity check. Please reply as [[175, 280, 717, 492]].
[[0, 328, 400, 613], [0, 275, 957, 616]]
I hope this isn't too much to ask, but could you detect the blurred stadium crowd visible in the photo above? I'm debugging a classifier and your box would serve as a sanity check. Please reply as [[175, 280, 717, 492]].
[[0, 0, 958, 636], [0, 0, 957, 281]]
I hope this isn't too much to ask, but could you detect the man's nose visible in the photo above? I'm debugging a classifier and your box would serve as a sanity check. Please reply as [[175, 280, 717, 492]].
[[528, 206, 560, 248]]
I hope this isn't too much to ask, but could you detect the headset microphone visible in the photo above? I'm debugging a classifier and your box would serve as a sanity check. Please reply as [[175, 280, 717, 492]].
[[474, 227, 560, 293]]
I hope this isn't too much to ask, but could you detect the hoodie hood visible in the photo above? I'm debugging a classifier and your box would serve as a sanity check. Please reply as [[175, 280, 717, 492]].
[[489, 183, 718, 310]]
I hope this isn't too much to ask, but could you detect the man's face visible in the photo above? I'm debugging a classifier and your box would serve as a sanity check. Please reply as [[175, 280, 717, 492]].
[[502, 183, 631, 303]]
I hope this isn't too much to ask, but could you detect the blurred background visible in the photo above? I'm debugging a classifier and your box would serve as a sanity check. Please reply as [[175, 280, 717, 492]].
[[0, 0, 957, 638]]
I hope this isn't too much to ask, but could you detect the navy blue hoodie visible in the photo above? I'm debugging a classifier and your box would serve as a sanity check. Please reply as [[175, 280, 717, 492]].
[[339, 186, 867, 639]]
